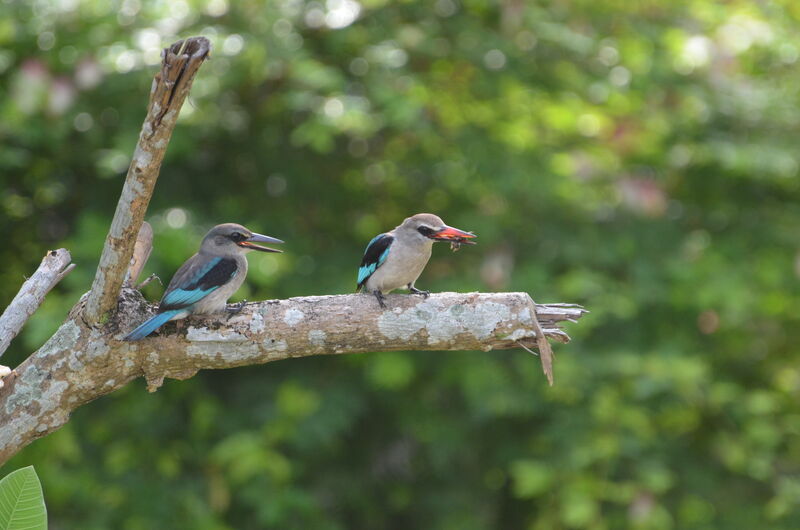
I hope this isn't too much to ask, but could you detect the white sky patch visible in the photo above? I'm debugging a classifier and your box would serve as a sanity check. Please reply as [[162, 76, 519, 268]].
[[676, 36, 712, 74], [325, 0, 360, 29]]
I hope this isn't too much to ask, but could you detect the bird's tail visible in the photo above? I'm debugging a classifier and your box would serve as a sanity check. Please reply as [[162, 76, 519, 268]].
[[123, 311, 179, 341]]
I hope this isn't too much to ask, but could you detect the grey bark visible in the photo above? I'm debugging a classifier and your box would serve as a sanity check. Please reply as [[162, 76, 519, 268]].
[[0, 249, 75, 359], [0, 289, 585, 465]]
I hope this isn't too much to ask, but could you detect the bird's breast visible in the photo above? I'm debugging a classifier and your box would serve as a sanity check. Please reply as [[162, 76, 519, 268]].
[[366, 240, 432, 292]]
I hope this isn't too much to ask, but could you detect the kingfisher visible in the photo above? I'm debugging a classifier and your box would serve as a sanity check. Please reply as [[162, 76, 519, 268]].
[[356, 213, 476, 308], [124, 223, 284, 340]]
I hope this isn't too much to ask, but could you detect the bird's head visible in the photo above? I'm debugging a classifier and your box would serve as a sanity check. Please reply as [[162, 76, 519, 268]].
[[201, 223, 284, 255], [399, 213, 477, 245]]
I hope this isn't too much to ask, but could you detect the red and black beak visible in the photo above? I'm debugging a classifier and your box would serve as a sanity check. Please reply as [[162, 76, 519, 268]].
[[430, 225, 477, 245], [237, 233, 284, 253]]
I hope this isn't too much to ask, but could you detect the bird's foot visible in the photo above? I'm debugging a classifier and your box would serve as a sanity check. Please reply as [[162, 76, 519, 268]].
[[0, 365, 15, 390], [226, 300, 247, 319], [373, 290, 387, 309], [408, 285, 430, 299]]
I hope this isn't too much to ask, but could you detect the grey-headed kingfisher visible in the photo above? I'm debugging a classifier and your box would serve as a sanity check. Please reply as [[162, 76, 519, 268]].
[[124, 223, 283, 340]]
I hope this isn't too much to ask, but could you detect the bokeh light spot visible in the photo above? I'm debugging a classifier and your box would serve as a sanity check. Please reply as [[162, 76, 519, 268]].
[[166, 208, 188, 229], [223, 34, 244, 55], [323, 97, 345, 118], [609, 65, 631, 87], [349, 57, 368, 76], [266, 174, 287, 197], [37, 32, 55, 51], [205, 0, 229, 17], [484, 49, 507, 70], [73, 112, 93, 132]]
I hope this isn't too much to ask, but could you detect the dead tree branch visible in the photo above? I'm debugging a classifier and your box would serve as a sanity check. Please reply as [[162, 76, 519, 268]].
[[84, 37, 210, 324], [0, 35, 590, 468], [0, 290, 585, 465], [0, 249, 75, 359]]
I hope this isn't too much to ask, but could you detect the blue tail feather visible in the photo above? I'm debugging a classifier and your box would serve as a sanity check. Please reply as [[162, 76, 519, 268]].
[[123, 310, 180, 341]]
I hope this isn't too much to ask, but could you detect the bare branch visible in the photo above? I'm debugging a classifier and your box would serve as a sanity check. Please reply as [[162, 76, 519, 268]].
[[0, 249, 75, 359], [0, 290, 586, 464], [84, 37, 211, 324]]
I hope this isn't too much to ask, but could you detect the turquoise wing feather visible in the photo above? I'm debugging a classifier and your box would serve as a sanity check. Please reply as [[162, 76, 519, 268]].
[[357, 234, 393, 289]]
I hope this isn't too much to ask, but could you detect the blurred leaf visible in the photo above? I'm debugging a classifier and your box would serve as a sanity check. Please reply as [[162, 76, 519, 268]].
[[0, 466, 47, 530]]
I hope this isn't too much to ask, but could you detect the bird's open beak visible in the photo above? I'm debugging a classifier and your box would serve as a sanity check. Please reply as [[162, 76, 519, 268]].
[[430, 225, 477, 244], [238, 233, 284, 253]]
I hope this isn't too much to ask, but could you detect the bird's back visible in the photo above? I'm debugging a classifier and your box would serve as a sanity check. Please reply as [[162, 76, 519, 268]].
[[158, 252, 245, 314]]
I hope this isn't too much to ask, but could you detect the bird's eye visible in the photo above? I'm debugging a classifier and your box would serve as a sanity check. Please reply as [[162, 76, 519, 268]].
[[417, 226, 435, 237], [230, 232, 246, 242]]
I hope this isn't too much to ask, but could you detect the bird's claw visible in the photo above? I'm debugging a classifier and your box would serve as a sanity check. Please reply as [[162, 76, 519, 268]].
[[408, 286, 430, 298], [227, 300, 248, 316], [373, 290, 387, 309], [226, 300, 247, 320]]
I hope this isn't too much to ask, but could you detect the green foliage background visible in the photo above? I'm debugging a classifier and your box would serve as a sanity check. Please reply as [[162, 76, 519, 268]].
[[2, 0, 800, 528]]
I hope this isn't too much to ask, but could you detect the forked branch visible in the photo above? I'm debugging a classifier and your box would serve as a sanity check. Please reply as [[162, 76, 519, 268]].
[[84, 37, 211, 324]]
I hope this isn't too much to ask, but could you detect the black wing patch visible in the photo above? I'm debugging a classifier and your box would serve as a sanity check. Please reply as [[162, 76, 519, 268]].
[[187, 257, 238, 290], [357, 233, 394, 290], [160, 257, 239, 311]]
